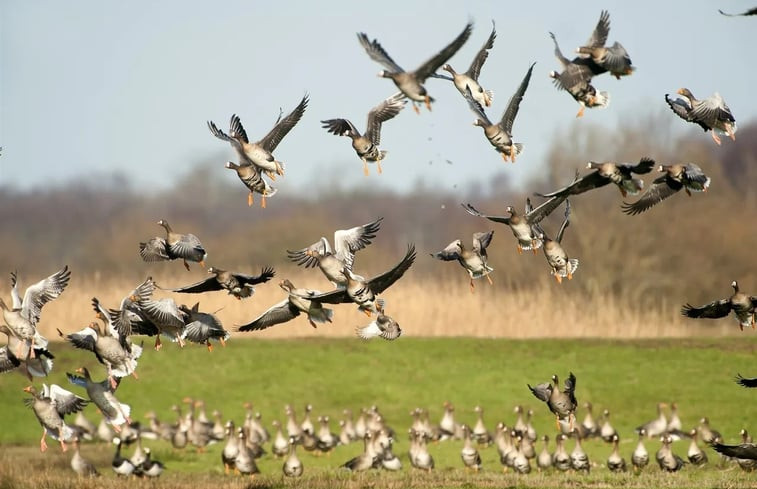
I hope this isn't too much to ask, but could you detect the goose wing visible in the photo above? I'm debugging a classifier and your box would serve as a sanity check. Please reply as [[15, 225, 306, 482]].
[[20, 266, 71, 325], [460, 202, 510, 224], [257, 94, 309, 152], [357, 32, 405, 73], [681, 299, 732, 319], [237, 300, 300, 332], [499, 62, 535, 133], [466, 21, 496, 79], [365, 94, 406, 145], [413, 22, 473, 81]]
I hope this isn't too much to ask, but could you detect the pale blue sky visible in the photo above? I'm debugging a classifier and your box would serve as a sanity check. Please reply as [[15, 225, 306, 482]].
[[1, 0, 753, 194]]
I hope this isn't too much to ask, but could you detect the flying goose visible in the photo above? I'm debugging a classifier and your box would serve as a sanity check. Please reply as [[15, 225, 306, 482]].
[[136, 294, 188, 349], [528, 372, 578, 429], [321, 94, 406, 175], [712, 430, 757, 462], [139, 219, 207, 271], [207, 94, 309, 179], [575, 11, 634, 79], [621, 163, 710, 215], [719, 7, 757, 16], [536, 157, 656, 199], [24, 384, 88, 452], [432, 231, 494, 291], [287, 217, 383, 288], [355, 305, 402, 340], [178, 303, 230, 351], [681, 280, 757, 330], [167, 266, 275, 300], [236, 279, 334, 331], [357, 23, 473, 113], [464, 62, 535, 162], [0, 323, 54, 379], [66, 367, 131, 431], [534, 200, 578, 283], [224, 161, 277, 207], [104, 277, 160, 339], [735, 373, 757, 388], [665, 89, 737, 145], [548, 32, 609, 117], [441, 21, 496, 108]]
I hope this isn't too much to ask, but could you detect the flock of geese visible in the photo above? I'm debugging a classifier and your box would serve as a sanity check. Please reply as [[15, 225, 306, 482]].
[[1, 6, 756, 482]]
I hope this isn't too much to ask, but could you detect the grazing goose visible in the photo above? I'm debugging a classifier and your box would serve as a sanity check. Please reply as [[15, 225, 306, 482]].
[[682, 280, 756, 330], [636, 403, 668, 439], [461, 195, 567, 254], [600, 408, 618, 442], [607, 434, 627, 472], [355, 305, 402, 340], [234, 428, 260, 477], [697, 417, 723, 444], [221, 421, 239, 474], [0, 266, 70, 356], [224, 161, 277, 208], [24, 384, 88, 452], [357, 23, 473, 113], [237, 279, 334, 331], [307, 245, 417, 316], [207, 95, 309, 179], [464, 62, 535, 163], [552, 433, 571, 472], [139, 447, 165, 478], [432, 231, 494, 291], [665, 89, 737, 145], [283, 436, 304, 477], [575, 11, 634, 79], [167, 266, 275, 300], [719, 7, 757, 16], [441, 21, 496, 108], [105, 277, 160, 339], [139, 219, 207, 271], [656, 434, 686, 472], [569, 430, 590, 473], [622, 163, 711, 215], [687, 428, 708, 466], [0, 323, 54, 379], [632, 428, 649, 471], [321, 94, 406, 175], [66, 367, 131, 431], [178, 303, 230, 351], [528, 372, 578, 429], [460, 424, 482, 471], [112, 438, 136, 477], [70, 437, 99, 477], [537, 435, 552, 471], [548, 32, 608, 117], [537, 157, 656, 199], [534, 200, 578, 283], [287, 217, 383, 288]]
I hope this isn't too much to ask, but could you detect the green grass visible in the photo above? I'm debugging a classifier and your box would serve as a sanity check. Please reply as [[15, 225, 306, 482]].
[[1, 337, 757, 488]]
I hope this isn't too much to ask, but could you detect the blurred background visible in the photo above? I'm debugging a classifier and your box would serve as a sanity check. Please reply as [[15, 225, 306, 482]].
[[1, 0, 755, 338]]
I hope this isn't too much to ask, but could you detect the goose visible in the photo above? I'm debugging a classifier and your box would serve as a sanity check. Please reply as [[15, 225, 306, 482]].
[[376, 432, 402, 471], [306, 245, 416, 316], [736, 374, 757, 388], [0, 266, 70, 357], [713, 430, 757, 469], [536, 157, 656, 199], [355, 305, 402, 340], [666, 89, 736, 145], [569, 430, 590, 472], [622, 163, 711, 215], [287, 217, 383, 288], [238, 280, 335, 332], [357, 23, 473, 113], [607, 434, 627, 472], [316, 415, 338, 454], [441, 21, 496, 108], [719, 7, 757, 16], [464, 62, 535, 163], [144, 411, 173, 441], [23, 384, 89, 452], [600, 408, 618, 442], [528, 372, 578, 429], [221, 421, 239, 474], [512, 434, 532, 474], [207, 94, 309, 179], [283, 436, 304, 477], [575, 11, 634, 79], [432, 231, 494, 291], [340, 409, 358, 444], [105, 277, 160, 339], [666, 402, 685, 438], [271, 420, 289, 458], [112, 437, 136, 477], [322, 94, 406, 175], [234, 428, 260, 477], [548, 31, 608, 117], [139, 219, 207, 271], [495, 423, 514, 470], [438, 401, 459, 440], [136, 294, 187, 350], [167, 266, 275, 300], [552, 433, 571, 471], [224, 161, 277, 208], [73, 411, 96, 441], [513, 405, 528, 437], [682, 280, 756, 330], [656, 434, 686, 472], [537, 435, 552, 471], [525, 409, 538, 442], [66, 367, 131, 431], [632, 428, 649, 471], [460, 424, 482, 471], [472, 405, 492, 446], [462, 195, 567, 254], [70, 436, 99, 477], [210, 410, 225, 441], [178, 303, 230, 352], [130, 436, 147, 468], [636, 403, 668, 438], [139, 447, 165, 478], [410, 429, 435, 471], [697, 417, 723, 444], [0, 323, 54, 379], [534, 199, 578, 283], [342, 431, 378, 471], [687, 428, 707, 466], [581, 402, 599, 438], [284, 404, 303, 443]]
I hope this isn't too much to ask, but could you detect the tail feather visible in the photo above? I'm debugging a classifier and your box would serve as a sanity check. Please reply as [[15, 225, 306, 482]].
[[511, 143, 524, 158], [593, 91, 610, 109]]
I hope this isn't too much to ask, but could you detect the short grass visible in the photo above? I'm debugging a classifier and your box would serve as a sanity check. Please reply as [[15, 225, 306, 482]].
[[1, 337, 757, 489]]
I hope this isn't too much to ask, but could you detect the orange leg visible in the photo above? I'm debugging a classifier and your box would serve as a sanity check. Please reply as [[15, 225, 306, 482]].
[[711, 131, 722, 146], [575, 105, 586, 118], [555, 274, 563, 284], [266, 170, 277, 181], [220, 337, 227, 347], [377, 160, 383, 175], [363, 159, 369, 176], [261, 194, 267, 208], [206, 341, 213, 353], [183, 260, 191, 272], [155, 335, 162, 351], [469, 279, 475, 294], [486, 274, 493, 285], [501, 153, 508, 163], [39, 428, 48, 452], [517, 245, 523, 255], [247, 192, 253, 207], [424, 95, 432, 111], [413, 104, 420, 115]]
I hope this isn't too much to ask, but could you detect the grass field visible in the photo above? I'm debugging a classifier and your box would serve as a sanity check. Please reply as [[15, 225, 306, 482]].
[[1, 336, 756, 488]]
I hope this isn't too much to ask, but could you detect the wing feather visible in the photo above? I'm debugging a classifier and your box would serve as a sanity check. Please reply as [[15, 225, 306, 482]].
[[258, 94, 309, 152]]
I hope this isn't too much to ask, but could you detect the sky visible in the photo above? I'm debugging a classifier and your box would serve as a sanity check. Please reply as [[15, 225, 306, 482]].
[[1, 0, 754, 195]]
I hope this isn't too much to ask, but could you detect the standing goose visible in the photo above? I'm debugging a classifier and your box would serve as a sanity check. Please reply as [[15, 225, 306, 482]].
[[234, 428, 260, 477], [537, 157, 656, 200], [224, 161, 277, 208], [283, 436, 303, 477], [581, 402, 599, 438], [441, 21, 496, 107], [287, 218, 383, 288], [139, 219, 207, 271], [548, 32, 609, 118], [534, 200, 578, 283], [552, 433, 571, 472], [70, 437, 99, 477], [66, 367, 131, 431], [687, 428, 708, 466], [357, 23, 473, 113], [528, 372, 578, 430], [167, 266, 275, 300], [237, 279, 334, 331], [600, 408, 618, 442], [607, 434, 627, 472], [682, 281, 756, 330], [221, 421, 239, 474], [472, 406, 492, 446], [271, 420, 289, 458], [462, 195, 567, 254], [24, 384, 88, 452], [207, 94, 309, 179], [307, 245, 417, 316], [342, 431, 378, 471], [632, 428, 649, 471], [465, 62, 535, 163], [569, 430, 590, 473], [665, 89, 737, 145], [355, 305, 402, 340], [622, 163, 711, 215], [178, 303, 230, 352], [697, 417, 723, 444], [140, 448, 165, 478], [537, 435, 552, 471], [112, 438, 136, 477], [656, 434, 686, 472], [0, 266, 71, 356], [321, 94, 406, 175], [432, 231, 494, 291], [460, 424, 482, 471]]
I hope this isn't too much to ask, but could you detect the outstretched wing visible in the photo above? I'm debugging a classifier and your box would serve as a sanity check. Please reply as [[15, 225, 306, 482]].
[[207, 119, 236, 143], [20, 266, 71, 326], [48, 384, 89, 416], [500, 62, 535, 133], [536, 171, 609, 198], [526, 195, 568, 225], [413, 22, 473, 81], [690, 92, 736, 125], [463, 86, 492, 125], [564, 372, 577, 406], [258, 94, 309, 152], [431, 240, 462, 261], [735, 374, 757, 388], [665, 94, 710, 132], [719, 7, 757, 16], [460, 202, 510, 224], [528, 382, 552, 403], [555, 200, 571, 244], [321, 118, 360, 138], [621, 177, 681, 216], [472, 231, 494, 255], [681, 299, 732, 319], [712, 442, 757, 460], [139, 238, 170, 262], [466, 20, 496, 79], [366, 245, 416, 295], [235, 267, 276, 287], [584, 10, 610, 48], [357, 32, 405, 73], [167, 277, 222, 294], [237, 300, 299, 332], [626, 157, 656, 175], [365, 94, 406, 145], [333, 217, 384, 269]]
